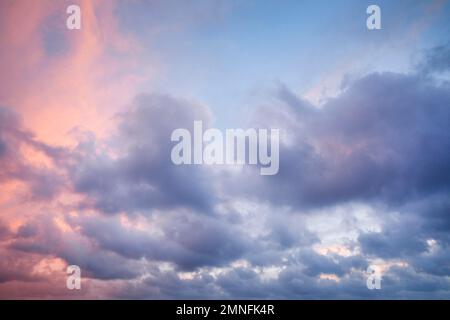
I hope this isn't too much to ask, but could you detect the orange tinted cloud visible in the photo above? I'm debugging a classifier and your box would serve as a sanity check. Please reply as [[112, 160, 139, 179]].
[[0, 0, 148, 146], [0, 2, 150, 292]]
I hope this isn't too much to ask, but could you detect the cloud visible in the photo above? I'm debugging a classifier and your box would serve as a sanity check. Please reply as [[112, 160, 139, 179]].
[[0, 0, 146, 146], [0, 106, 66, 200], [359, 222, 428, 259], [9, 215, 142, 280], [1, 42, 450, 298], [418, 42, 450, 74], [229, 68, 450, 210], [74, 211, 250, 271], [30, 50, 450, 296], [0, 219, 12, 242], [297, 249, 367, 277], [357, 194, 450, 277], [69, 93, 216, 214]]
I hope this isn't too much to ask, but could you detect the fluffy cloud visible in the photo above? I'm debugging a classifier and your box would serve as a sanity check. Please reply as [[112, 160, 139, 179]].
[[74, 211, 250, 271], [1, 44, 450, 299], [229, 70, 450, 210], [69, 94, 215, 214]]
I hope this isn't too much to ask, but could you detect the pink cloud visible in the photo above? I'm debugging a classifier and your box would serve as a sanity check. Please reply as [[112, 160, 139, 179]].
[[0, 0, 149, 146]]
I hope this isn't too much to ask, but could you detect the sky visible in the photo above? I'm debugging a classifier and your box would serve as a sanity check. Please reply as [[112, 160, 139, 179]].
[[0, 0, 450, 299]]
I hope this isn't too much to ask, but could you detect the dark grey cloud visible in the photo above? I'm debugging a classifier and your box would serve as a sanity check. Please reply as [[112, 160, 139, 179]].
[[359, 215, 428, 259], [358, 195, 450, 277], [69, 94, 216, 214], [262, 218, 318, 250], [74, 212, 250, 271], [296, 249, 367, 278], [380, 266, 450, 299], [113, 260, 450, 299], [417, 196, 450, 244], [116, 266, 224, 299], [411, 247, 450, 277], [229, 69, 450, 210]]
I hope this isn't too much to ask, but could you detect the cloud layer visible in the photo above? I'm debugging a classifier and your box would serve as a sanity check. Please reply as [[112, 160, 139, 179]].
[[0, 1, 449, 299]]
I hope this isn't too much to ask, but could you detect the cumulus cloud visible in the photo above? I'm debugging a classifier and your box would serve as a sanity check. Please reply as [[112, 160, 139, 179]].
[[69, 94, 215, 214], [228, 69, 450, 210], [1, 44, 450, 299], [9, 215, 142, 280], [74, 211, 250, 271]]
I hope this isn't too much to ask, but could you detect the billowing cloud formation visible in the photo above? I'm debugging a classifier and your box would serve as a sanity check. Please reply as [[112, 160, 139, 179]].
[[232, 71, 450, 209], [0, 4, 450, 298], [69, 94, 215, 214]]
